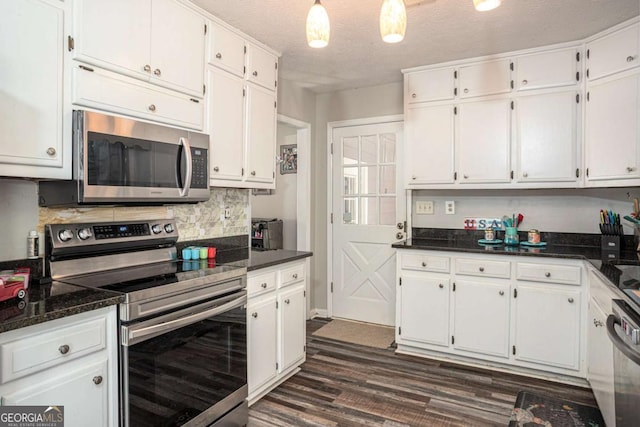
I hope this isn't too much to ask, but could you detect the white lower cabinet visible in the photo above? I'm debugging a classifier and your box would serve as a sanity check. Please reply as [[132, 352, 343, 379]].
[[396, 251, 586, 380], [247, 260, 307, 403], [0, 307, 118, 427]]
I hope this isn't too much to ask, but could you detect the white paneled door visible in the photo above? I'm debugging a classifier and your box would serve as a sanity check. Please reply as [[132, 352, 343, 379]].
[[331, 120, 405, 326]]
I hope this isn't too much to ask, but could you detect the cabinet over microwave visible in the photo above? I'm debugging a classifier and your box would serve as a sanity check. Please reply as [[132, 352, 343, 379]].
[[39, 110, 210, 206]]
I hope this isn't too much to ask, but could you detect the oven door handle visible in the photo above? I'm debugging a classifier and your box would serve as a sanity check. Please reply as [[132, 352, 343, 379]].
[[607, 314, 640, 366], [123, 293, 245, 346], [178, 136, 192, 197]]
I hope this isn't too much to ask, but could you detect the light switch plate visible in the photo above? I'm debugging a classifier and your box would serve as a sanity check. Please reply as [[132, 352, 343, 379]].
[[445, 200, 455, 215], [416, 200, 434, 215]]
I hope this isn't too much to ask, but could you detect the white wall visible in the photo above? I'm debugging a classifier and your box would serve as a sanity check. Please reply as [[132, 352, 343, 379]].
[[0, 180, 40, 261], [251, 123, 298, 250]]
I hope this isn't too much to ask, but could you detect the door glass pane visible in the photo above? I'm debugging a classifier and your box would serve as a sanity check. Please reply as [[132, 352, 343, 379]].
[[361, 197, 379, 225], [343, 198, 358, 224], [343, 137, 358, 165], [380, 197, 395, 225], [361, 135, 377, 164], [360, 166, 377, 195], [379, 165, 395, 194], [343, 167, 358, 195], [379, 133, 396, 163]]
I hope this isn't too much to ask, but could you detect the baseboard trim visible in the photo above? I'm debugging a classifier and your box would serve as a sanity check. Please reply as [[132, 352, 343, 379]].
[[310, 308, 328, 319]]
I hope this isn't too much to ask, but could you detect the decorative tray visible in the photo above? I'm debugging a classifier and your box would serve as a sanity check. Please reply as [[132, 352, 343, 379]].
[[478, 239, 503, 245], [520, 241, 547, 247]]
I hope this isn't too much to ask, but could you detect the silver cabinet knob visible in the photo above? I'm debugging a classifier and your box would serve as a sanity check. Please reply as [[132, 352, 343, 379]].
[[216, 52, 222, 59], [143, 64, 151, 72], [253, 70, 258, 77], [148, 104, 156, 112], [412, 176, 416, 180], [397, 222, 404, 230], [464, 88, 469, 93], [285, 299, 290, 304], [213, 166, 219, 172], [568, 297, 574, 303], [59, 344, 70, 355], [46, 147, 56, 156], [411, 93, 416, 98], [438, 283, 444, 289], [463, 174, 469, 179], [545, 272, 551, 278], [261, 282, 267, 289], [252, 312, 258, 318], [93, 376, 103, 385], [499, 290, 505, 296], [479, 267, 485, 272], [522, 79, 528, 85], [293, 273, 298, 279], [627, 166, 636, 172], [154, 68, 161, 77], [421, 262, 427, 267], [627, 55, 636, 62], [396, 232, 404, 240], [523, 172, 528, 178], [251, 171, 256, 176]]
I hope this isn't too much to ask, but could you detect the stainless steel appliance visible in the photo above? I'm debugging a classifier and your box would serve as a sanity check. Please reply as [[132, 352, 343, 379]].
[[39, 110, 210, 206], [46, 220, 248, 427], [607, 299, 640, 426], [251, 218, 283, 250]]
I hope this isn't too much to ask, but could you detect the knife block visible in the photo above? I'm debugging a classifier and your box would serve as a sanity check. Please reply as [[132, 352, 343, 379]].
[[601, 235, 621, 259]]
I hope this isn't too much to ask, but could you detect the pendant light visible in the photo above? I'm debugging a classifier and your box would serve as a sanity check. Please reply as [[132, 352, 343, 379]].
[[380, 0, 407, 43], [473, 0, 501, 12], [306, 0, 330, 48]]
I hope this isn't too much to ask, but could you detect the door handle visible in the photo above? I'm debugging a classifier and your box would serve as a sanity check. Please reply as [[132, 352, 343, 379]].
[[178, 137, 192, 197]]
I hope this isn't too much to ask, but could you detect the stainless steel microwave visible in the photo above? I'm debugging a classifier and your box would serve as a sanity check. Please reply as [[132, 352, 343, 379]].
[[39, 110, 210, 206]]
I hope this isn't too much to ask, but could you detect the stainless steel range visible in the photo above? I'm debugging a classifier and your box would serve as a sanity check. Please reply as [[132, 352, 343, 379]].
[[45, 220, 248, 427]]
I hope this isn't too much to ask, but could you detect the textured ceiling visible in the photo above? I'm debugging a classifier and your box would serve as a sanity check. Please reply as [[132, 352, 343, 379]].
[[192, 0, 640, 93]]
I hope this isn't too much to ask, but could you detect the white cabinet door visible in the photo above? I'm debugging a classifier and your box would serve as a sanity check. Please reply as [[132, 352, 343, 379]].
[[514, 285, 581, 370], [247, 296, 277, 394], [406, 67, 455, 103], [453, 280, 511, 358], [150, 0, 205, 97], [405, 104, 455, 185], [1, 360, 110, 427], [207, 68, 245, 181], [245, 83, 277, 184], [587, 299, 616, 427], [457, 99, 512, 183], [208, 22, 246, 77], [585, 72, 640, 182], [516, 48, 580, 91], [246, 43, 277, 91], [515, 91, 579, 183], [278, 285, 306, 373], [73, 0, 151, 81], [458, 59, 512, 99], [398, 274, 450, 347], [0, 0, 69, 178], [587, 23, 640, 81]]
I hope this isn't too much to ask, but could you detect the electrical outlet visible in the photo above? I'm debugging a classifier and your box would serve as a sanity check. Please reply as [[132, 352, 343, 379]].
[[415, 200, 434, 215], [224, 207, 231, 219], [445, 200, 455, 215]]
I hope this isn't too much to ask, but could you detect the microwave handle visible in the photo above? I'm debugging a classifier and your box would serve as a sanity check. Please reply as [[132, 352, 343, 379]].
[[179, 137, 192, 197]]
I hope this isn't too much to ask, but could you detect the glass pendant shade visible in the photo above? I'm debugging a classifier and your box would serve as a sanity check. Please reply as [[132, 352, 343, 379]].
[[380, 0, 407, 43], [306, 0, 330, 48], [473, 0, 501, 12]]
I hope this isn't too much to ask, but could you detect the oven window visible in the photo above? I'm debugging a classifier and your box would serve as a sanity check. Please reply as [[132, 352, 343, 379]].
[[124, 306, 246, 426]]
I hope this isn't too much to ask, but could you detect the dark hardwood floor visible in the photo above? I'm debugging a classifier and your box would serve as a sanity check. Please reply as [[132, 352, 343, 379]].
[[248, 319, 598, 426]]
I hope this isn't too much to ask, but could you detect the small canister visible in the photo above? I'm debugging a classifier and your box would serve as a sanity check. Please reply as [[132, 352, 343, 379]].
[[199, 247, 208, 259], [190, 247, 200, 260], [528, 229, 540, 244], [484, 228, 495, 241]]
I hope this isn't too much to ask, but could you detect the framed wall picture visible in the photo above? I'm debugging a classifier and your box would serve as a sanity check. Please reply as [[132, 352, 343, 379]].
[[280, 144, 297, 174]]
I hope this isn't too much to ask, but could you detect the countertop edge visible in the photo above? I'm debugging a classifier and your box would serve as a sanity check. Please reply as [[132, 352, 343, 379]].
[[247, 251, 313, 272]]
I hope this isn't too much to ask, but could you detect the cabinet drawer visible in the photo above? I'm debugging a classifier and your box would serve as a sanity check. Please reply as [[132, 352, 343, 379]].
[[247, 270, 277, 296], [516, 262, 581, 285], [455, 258, 510, 279], [401, 254, 450, 273], [0, 318, 106, 384], [280, 263, 305, 288]]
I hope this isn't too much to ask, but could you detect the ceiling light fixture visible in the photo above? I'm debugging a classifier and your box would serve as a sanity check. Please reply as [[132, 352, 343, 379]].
[[306, 0, 330, 48], [380, 0, 407, 43], [473, 0, 501, 12]]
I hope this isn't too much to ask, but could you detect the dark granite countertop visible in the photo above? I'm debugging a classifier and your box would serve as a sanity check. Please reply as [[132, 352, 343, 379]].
[[0, 281, 123, 334], [246, 249, 313, 271]]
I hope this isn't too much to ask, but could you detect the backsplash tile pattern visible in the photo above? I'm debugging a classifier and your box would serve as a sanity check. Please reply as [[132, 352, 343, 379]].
[[38, 188, 250, 241]]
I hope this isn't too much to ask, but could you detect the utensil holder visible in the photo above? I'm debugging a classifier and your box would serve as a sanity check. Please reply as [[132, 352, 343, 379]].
[[504, 227, 519, 246]]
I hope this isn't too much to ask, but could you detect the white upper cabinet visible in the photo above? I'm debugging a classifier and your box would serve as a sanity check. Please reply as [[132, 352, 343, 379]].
[[245, 83, 277, 183], [73, 0, 205, 97], [456, 99, 512, 183], [0, 0, 70, 179], [458, 59, 512, 99], [585, 71, 640, 182], [405, 104, 455, 185], [587, 23, 640, 81], [406, 67, 456, 103], [246, 43, 278, 91], [515, 48, 580, 91], [515, 91, 580, 183], [208, 22, 246, 77]]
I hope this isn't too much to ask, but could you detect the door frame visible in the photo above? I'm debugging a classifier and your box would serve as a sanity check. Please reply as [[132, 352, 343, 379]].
[[326, 115, 404, 319]]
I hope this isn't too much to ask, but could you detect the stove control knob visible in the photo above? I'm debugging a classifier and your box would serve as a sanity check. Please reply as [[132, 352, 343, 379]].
[[151, 224, 163, 234], [78, 228, 93, 240], [58, 229, 74, 242], [164, 223, 174, 233]]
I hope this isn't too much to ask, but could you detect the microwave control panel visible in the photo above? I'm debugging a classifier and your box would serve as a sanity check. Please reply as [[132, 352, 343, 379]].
[[191, 147, 208, 189]]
